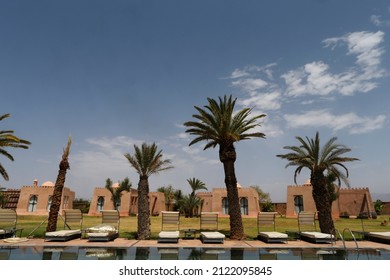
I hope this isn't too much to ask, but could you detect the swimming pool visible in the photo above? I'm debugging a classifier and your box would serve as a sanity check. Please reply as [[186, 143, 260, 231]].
[[1, 246, 389, 260]]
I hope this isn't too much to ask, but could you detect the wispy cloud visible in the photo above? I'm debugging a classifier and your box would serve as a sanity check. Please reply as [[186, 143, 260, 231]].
[[284, 109, 386, 134], [229, 63, 283, 112], [239, 90, 282, 110], [371, 15, 390, 27], [283, 31, 386, 97]]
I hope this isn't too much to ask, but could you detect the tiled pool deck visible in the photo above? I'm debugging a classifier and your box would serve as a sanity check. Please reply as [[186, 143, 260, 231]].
[[2, 238, 389, 250]]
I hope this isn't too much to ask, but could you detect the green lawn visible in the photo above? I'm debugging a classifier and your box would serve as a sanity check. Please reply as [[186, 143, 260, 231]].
[[15, 214, 390, 240]]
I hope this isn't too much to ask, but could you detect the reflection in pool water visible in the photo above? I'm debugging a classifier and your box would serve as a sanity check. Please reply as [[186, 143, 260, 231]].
[[0, 246, 389, 260]]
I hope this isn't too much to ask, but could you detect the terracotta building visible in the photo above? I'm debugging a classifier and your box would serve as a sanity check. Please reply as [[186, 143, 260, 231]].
[[197, 184, 260, 217], [286, 180, 374, 218], [7, 179, 75, 215], [88, 184, 165, 216]]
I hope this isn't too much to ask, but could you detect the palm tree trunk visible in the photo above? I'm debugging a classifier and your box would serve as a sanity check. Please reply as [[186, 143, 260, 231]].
[[46, 138, 71, 232], [311, 172, 335, 234], [220, 145, 244, 240], [137, 176, 151, 240], [46, 161, 69, 232]]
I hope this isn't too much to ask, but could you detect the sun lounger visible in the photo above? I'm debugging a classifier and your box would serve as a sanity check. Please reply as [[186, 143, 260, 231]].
[[158, 211, 180, 243], [257, 212, 288, 243], [0, 209, 23, 239], [366, 232, 390, 244], [200, 212, 225, 243], [87, 210, 120, 242], [297, 211, 334, 244], [351, 213, 390, 245], [44, 209, 83, 241]]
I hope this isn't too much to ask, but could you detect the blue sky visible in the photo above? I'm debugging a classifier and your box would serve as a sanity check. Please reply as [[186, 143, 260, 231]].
[[1, 0, 389, 202]]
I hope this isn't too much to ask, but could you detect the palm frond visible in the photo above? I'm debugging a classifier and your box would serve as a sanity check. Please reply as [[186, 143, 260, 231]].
[[277, 131, 359, 186], [125, 142, 173, 177], [184, 95, 266, 150]]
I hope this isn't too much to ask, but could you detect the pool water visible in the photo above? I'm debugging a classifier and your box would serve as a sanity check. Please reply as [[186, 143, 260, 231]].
[[1, 246, 389, 260]]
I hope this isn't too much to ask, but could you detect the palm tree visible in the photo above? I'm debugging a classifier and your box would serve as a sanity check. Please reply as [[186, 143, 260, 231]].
[[124, 142, 173, 240], [187, 177, 208, 195], [181, 178, 208, 217], [250, 185, 274, 212], [184, 95, 266, 239], [46, 136, 72, 232], [277, 132, 358, 234], [157, 185, 175, 211], [105, 177, 132, 210], [0, 113, 31, 181]]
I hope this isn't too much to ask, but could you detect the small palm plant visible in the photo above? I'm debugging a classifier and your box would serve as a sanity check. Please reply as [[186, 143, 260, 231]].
[[105, 177, 132, 210], [157, 185, 175, 211], [124, 142, 173, 240], [180, 178, 208, 217]]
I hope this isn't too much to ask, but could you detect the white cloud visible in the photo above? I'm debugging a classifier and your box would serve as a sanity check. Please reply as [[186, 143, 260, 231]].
[[239, 91, 282, 110], [283, 31, 386, 97], [229, 68, 250, 79], [371, 15, 390, 27], [284, 109, 386, 134], [259, 122, 284, 138], [86, 136, 143, 150], [231, 78, 268, 91], [228, 63, 283, 111]]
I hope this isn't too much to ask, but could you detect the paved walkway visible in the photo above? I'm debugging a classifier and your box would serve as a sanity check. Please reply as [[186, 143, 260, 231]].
[[1, 237, 389, 250]]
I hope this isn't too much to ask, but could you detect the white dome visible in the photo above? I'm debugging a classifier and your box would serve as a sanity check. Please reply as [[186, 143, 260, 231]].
[[304, 179, 311, 185], [41, 181, 55, 187]]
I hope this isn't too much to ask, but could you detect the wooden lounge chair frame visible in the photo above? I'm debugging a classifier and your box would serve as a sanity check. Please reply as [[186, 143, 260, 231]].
[[200, 212, 225, 244], [298, 211, 334, 244], [0, 209, 23, 239], [158, 211, 180, 243], [44, 209, 83, 241], [87, 210, 120, 242], [257, 212, 288, 243]]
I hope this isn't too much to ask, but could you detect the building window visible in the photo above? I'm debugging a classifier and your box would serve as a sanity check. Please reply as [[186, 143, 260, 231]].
[[97, 196, 105, 212], [47, 196, 52, 212], [240, 197, 249, 215], [294, 195, 304, 214], [63, 196, 69, 209], [28, 195, 38, 212], [222, 197, 229, 214]]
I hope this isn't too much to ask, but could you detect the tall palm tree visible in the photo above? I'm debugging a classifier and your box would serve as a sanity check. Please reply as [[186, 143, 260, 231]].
[[124, 142, 173, 240], [47, 136, 72, 232], [105, 177, 132, 210], [184, 95, 266, 239], [0, 113, 31, 181], [277, 132, 358, 234]]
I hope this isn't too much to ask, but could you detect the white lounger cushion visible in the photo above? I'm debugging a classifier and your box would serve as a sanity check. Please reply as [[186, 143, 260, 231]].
[[258, 231, 288, 239], [45, 229, 81, 237], [368, 232, 390, 240], [300, 231, 334, 239], [87, 232, 113, 238], [200, 231, 225, 239], [88, 224, 117, 233], [158, 231, 179, 238]]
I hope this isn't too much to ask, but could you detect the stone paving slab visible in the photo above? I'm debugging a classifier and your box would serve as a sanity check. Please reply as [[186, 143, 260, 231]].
[[1, 238, 389, 250]]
